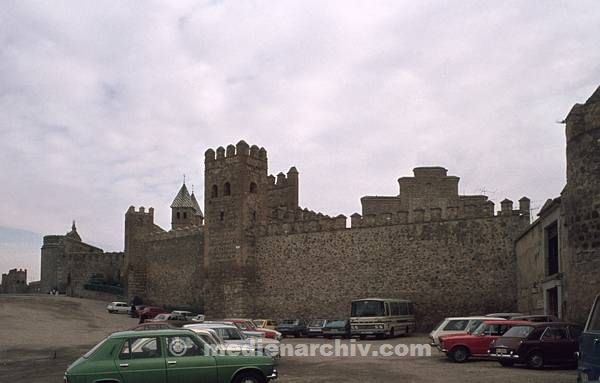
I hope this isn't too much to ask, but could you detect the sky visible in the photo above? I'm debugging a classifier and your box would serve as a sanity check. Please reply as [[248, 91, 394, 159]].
[[1, 1, 599, 281]]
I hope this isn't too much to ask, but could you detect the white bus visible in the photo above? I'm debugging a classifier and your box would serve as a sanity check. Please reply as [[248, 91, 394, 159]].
[[350, 298, 416, 338]]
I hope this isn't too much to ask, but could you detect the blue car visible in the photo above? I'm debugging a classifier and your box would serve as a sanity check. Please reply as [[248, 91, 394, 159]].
[[579, 294, 600, 382]]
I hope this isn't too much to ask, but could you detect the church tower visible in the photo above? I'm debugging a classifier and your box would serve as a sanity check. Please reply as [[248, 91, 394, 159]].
[[171, 183, 202, 229]]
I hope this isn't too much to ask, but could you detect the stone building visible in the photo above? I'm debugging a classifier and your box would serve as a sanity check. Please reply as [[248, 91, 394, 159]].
[[40, 222, 124, 297], [516, 86, 600, 323], [0, 268, 28, 294], [39, 85, 600, 329]]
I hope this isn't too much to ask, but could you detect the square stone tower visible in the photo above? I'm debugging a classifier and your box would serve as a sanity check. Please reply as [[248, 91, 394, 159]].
[[203, 140, 269, 318]]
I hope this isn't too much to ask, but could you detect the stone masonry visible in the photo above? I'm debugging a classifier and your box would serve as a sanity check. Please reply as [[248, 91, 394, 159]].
[[39, 86, 600, 331]]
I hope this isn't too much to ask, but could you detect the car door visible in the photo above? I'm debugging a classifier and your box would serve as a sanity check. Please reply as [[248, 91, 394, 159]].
[[581, 297, 600, 370], [540, 327, 571, 363], [164, 335, 217, 383], [471, 324, 500, 355], [116, 337, 166, 383]]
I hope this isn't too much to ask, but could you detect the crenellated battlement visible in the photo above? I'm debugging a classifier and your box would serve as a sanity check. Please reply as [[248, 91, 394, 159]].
[[126, 206, 155, 218], [349, 198, 530, 229], [260, 207, 346, 236], [204, 140, 268, 169]]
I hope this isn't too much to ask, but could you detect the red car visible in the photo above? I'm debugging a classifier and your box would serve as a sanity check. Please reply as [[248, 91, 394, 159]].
[[440, 320, 529, 363], [226, 318, 282, 340], [139, 306, 165, 319]]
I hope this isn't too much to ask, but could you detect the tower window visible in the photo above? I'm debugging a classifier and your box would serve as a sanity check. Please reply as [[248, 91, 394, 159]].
[[183, 212, 187, 219], [220, 211, 225, 221], [224, 182, 231, 196], [250, 182, 258, 193], [211, 185, 218, 198], [176, 212, 181, 219]]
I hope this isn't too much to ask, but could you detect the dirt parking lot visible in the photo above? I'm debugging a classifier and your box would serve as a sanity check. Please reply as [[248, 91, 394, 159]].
[[0, 295, 577, 383]]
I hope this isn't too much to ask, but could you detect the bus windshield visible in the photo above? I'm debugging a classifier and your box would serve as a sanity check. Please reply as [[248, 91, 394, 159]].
[[351, 300, 385, 317]]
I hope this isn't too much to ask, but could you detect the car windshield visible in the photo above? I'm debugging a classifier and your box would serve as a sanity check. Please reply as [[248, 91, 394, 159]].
[[466, 320, 484, 333], [216, 327, 245, 340], [503, 326, 534, 338], [351, 301, 385, 317], [471, 323, 488, 336], [309, 320, 325, 327], [327, 320, 346, 327], [281, 320, 297, 325], [154, 314, 168, 320], [254, 320, 266, 327], [83, 337, 108, 358]]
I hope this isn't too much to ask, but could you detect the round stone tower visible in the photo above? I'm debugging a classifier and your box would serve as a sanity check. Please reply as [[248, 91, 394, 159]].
[[562, 85, 600, 323]]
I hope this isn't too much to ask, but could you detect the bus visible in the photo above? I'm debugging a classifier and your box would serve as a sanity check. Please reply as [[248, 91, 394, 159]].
[[350, 298, 416, 338]]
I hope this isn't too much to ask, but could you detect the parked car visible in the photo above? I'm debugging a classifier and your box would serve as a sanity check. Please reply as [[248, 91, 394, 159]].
[[172, 310, 196, 320], [63, 329, 278, 383], [139, 306, 166, 319], [440, 320, 528, 363], [186, 323, 281, 358], [306, 319, 329, 337], [147, 313, 193, 327], [254, 319, 278, 330], [276, 319, 307, 337], [429, 316, 505, 349], [485, 313, 524, 319], [226, 318, 282, 340], [578, 293, 600, 382], [511, 314, 560, 323], [489, 322, 583, 368], [191, 314, 206, 322], [106, 301, 129, 314], [322, 320, 351, 339], [184, 327, 226, 351]]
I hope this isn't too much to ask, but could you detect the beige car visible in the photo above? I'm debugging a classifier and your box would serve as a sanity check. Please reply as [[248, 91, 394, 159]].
[[429, 316, 505, 348], [254, 319, 278, 330]]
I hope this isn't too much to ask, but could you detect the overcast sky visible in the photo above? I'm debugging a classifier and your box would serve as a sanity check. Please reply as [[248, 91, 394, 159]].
[[1, 1, 599, 281]]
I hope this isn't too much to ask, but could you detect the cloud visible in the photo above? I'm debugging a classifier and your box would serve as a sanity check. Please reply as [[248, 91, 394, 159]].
[[0, 0, 599, 278]]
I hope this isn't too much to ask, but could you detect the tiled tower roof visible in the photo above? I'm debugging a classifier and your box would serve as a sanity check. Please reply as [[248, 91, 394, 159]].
[[170, 183, 194, 208], [191, 192, 204, 217]]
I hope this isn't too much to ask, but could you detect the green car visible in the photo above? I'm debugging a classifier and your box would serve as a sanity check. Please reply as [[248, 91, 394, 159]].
[[64, 329, 278, 383]]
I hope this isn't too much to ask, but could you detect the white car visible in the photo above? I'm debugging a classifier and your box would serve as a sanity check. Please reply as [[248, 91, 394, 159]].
[[429, 316, 505, 348], [185, 323, 280, 357], [171, 310, 195, 319], [106, 301, 129, 314]]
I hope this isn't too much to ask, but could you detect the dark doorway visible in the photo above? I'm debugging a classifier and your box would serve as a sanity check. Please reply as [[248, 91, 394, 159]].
[[545, 222, 559, 276], [546, 287, 559, 317]]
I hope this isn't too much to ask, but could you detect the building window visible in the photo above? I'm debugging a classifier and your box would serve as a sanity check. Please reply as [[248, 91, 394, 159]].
[[211, 185, 218, 198], [177, 212, 181, 219], [545, 221, 559, 276], [252, 210, 257, 222], [224, 182, 231, 196], [250, 182, 257, 193], [183, 212, 187, 219], [220, 211, 225, 221]]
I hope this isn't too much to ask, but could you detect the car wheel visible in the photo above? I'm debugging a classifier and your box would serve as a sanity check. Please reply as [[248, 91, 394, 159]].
[[359, 335, 366, 340], [527, 352, 544, 369], [389, 328, 395, 338], [449, 346, 470, 363], [233, 371, 265, 383], [499, 360, 515, 367]]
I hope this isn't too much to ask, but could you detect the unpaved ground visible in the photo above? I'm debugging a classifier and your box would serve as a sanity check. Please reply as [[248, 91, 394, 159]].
[[0, 295, 577, 383]]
